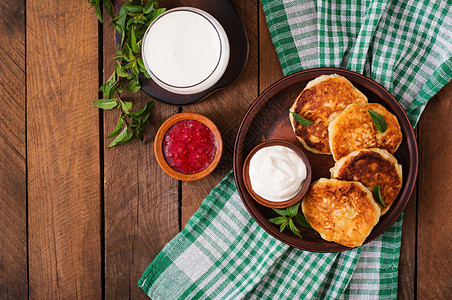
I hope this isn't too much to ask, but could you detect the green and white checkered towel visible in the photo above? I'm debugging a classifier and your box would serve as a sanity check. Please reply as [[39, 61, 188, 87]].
[[264, 0, 451, 126], [140, 1, 452, 299], [140, 173, 403, 299]]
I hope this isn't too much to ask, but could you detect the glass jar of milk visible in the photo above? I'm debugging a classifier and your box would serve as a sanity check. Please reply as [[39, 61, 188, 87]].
[[141, 7, 230, 95]]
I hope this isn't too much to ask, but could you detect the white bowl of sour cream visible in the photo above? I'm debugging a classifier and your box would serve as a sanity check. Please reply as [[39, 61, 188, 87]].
[[243, 140, 312, 209], [141, 7, 230, 95]]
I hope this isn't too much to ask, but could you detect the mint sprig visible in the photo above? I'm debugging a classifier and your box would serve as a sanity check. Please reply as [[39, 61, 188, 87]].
[[368, 109, 387, 133], [268, 202, 311, 238], [291, 112, 314, 126], [88, 0, 165, 147], [92, 99, 155, 147], [373, 185, 387, 208]]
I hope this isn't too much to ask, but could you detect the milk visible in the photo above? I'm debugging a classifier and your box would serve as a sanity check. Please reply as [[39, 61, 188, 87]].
[[142, 8, 230, 94]]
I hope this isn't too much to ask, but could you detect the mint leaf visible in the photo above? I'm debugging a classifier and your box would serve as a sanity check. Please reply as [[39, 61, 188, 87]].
[[124, 78, 141, 93], [130, 28, 139, 53], [268, 216, 286, 226], [92, 98, 118, 110], [131, 117, 140, 127], [143, 1, 154, 14], [368, 109, 387, 133], [296, 213, 312, 229], [280, 218, 288, 232], [120, 100, 133, 113], [147, 8, 165, 24], [124, 4, 143, 13], [103, 0, 115, 19], [117, 5, 129, 28], [142, 112, 151, 123], [136, 129, 144, 142], [137, 56, 146, 70], [106, 116, 124, 139], [100, 71, 118, 98], [124, 43, 135, 62], [373, 185, 386, 208], [88, 0, 103, 23], [115, 63, 133, 79], [288, 219, 302, 238], [116, 126, 134, 145], [108, 126, 128, 148], [286, 202, 300, 217], [129, 101, 155, 117], [273, 208, 288, 216], [291, 112, 314, 126]]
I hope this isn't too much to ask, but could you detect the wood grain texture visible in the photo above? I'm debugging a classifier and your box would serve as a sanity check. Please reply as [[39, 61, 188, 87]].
[[417, 81, 452, 299], [102, 9, 179, 299], [7, 0, 449, 298], [258, 4, 284, 92], [179, 0, 259, 227], [27, 0, 101, 298], [398, 191, 417, 299], [0, 1, 27, 298]]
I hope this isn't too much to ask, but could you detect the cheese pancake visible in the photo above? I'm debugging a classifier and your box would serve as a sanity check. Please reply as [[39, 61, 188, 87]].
[[289, 74, 368, 154], [328, 103, 402, 161], [330, 148, 403, 215], [302, 178, 380, 248]]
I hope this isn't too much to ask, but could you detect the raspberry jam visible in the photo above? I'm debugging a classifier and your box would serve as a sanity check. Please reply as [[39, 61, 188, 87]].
[[162, 119, 216, 174]]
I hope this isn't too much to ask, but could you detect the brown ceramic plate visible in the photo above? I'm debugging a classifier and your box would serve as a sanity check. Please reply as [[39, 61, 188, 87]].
[[233, 68, 418, 252]]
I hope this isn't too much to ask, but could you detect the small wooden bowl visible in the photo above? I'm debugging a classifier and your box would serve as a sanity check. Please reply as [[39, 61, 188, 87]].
[[154, 112, 223, 181], [242, 140, 312, 209]]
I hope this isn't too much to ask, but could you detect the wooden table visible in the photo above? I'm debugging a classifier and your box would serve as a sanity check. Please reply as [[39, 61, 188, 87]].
[[1, 0, 451, 298]]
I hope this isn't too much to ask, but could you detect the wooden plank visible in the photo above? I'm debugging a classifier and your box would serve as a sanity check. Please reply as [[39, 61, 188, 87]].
[[397, 190, 417, 299], [180, 0, 259, 226], [417, 81, 452, 298], [102, 8, 179, 300], [258, 4, 284, 92], [0, 1, 27, 298], [27, 0, 102, 297]]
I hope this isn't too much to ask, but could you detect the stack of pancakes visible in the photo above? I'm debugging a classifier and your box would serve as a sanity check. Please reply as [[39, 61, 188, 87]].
[[289, 74, 403, 248]]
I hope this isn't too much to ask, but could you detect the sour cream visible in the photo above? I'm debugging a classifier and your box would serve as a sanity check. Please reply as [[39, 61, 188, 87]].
[[249, 145, 307, 202], [141, 7, 230, 94]]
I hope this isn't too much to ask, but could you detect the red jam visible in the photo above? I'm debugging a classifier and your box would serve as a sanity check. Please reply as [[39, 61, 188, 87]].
[[162, 119, 216, 174]]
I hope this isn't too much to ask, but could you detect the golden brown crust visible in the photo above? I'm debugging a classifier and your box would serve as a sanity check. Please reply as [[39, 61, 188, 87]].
[[328, 103, 403, 161], [330, 148, 403, 215], [289, 74, 368, 154], [302, 178, 380, 247]]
